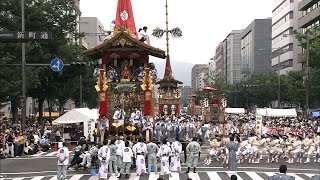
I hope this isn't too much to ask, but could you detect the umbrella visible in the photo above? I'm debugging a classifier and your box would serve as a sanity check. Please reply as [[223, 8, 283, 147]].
[[126, 125, 136, 132], [202, 86, 217, 91]]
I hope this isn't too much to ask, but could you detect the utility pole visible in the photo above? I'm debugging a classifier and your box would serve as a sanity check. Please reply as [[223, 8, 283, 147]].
[[305, 35, 309, 110], [79, 75, 83, 107], [21, 0, 27, 130], [277, 48, 281, 108]]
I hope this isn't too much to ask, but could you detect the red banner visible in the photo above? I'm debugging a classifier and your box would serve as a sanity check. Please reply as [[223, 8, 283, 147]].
[[114, 0, 137, 38], [144, 90, 151, 116], [99, 91, 108, 118]]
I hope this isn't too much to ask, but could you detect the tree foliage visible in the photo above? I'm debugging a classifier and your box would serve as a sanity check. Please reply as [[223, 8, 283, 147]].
[[0, 0, 96, 122]]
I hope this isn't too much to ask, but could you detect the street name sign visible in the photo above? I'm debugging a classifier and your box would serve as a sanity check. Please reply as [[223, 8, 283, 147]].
[[0, 31, 52, 42]]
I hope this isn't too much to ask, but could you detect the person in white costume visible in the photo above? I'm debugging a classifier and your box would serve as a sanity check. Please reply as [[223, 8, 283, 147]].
[[98, 140, 110, 180], [132, 137, 147, 176], [170, 137, 182, 172], [157, 139, 172, 178]]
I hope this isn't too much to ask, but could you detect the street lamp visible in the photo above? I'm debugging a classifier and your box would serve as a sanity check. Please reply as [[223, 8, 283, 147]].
[[283, 34, 310, 110], [259, 47, 281, 108]]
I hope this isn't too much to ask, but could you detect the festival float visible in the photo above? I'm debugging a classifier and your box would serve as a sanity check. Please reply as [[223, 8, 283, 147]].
[[83, 0, 166, 139]]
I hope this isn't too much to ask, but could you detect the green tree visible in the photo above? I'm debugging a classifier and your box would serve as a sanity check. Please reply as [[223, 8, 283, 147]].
[[0, 0, 88, 123]]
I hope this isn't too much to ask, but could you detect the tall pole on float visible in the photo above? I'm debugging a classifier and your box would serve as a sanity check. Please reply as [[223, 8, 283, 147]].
[[165, 0, 169, 56]]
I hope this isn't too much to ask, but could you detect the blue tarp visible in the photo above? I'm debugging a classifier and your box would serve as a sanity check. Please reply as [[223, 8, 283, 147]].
[[312, 112, 320, 117]]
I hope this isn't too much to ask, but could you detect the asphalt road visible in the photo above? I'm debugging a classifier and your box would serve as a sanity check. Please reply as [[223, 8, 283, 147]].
[[1, 154, 319, 179]]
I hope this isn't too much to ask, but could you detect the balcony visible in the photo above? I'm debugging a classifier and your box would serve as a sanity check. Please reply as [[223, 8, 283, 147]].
[[298, 0, 314, 11], [298, 8, 320, 28]]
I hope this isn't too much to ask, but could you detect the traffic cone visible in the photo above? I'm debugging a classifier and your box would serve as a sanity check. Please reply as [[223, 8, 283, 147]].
[[68, 142, 72, 151], [54, 143, 58, 152]]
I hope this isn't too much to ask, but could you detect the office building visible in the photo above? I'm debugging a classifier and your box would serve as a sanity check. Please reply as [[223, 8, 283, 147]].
[[298, 0, 320, 65], [213, 42, 224, 79], [180, 86, 192, 106], [191, 64, 208, 92], [223, 30, 242, 84], [80, 17, 106, 49], [240, 18, 272, 79], [272, 0, 302, 74]]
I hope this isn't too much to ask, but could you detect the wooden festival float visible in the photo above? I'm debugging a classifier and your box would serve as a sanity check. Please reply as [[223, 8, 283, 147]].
[[83, 0, 166, 140]]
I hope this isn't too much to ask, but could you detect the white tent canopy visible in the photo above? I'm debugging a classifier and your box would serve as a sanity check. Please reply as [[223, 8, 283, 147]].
[[225, 108, 245, 114], [52, 108, 98, 124], [256, 108, 297, 117]]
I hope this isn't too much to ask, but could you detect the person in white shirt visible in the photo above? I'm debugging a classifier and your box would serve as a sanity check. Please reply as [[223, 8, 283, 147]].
[[113, 106, 126, 125], [157, 139, 172, 178], [170, 137, 182, 172], [117, 141, 133, 178], [138, 26, 150, 45], [57, 142, 69, 180], [132, 137, 147, 176], [98, 140, 111, 180], [115, 136, 125, 170]]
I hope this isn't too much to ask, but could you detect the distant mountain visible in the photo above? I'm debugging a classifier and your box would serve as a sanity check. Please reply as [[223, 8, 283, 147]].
[[151, 60, 193, 86]]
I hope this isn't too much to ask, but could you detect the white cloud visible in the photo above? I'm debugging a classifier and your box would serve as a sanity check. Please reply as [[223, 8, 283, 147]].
[[80, 0, 272, 64]]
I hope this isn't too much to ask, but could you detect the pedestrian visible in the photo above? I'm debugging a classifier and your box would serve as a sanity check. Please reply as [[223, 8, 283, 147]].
[[230, 174, 237, 180], [118, 141, 133, 178], [170, 137, 182, 172], [98, 140, 110, 180], [132, 137, 147, 176], [57, 142, 69, 180], [185, 137, 201, 173], [108, 139, 118, 176], [147, 140, 159, 174], [157, 139, 172, 178], [226, 135, 240, 174], [269, 164, 294, 180]]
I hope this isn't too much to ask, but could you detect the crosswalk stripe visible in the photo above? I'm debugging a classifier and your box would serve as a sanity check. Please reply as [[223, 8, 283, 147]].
[[246, 172, 264, 180], [31, 176, 45, 180], [264, 172, 276, 177], [169, 172, 180, 180], [108, 175, 119, 180], [49, 176, 57, 180], [4, 171, 320, 180], [88, 175, 99, 180], [287, 173, 305, 180], [207, 171, 222, 180], [128, 174, 140, 180], [148, 173, 159, 179], [188, 172, 201, 180], [68, 174, 84, 180]]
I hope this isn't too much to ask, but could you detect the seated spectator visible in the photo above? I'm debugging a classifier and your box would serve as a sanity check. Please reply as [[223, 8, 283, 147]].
[[40, 135, 50, 152], [0, 148, 7, 159], [269, 165, 295, 180]]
